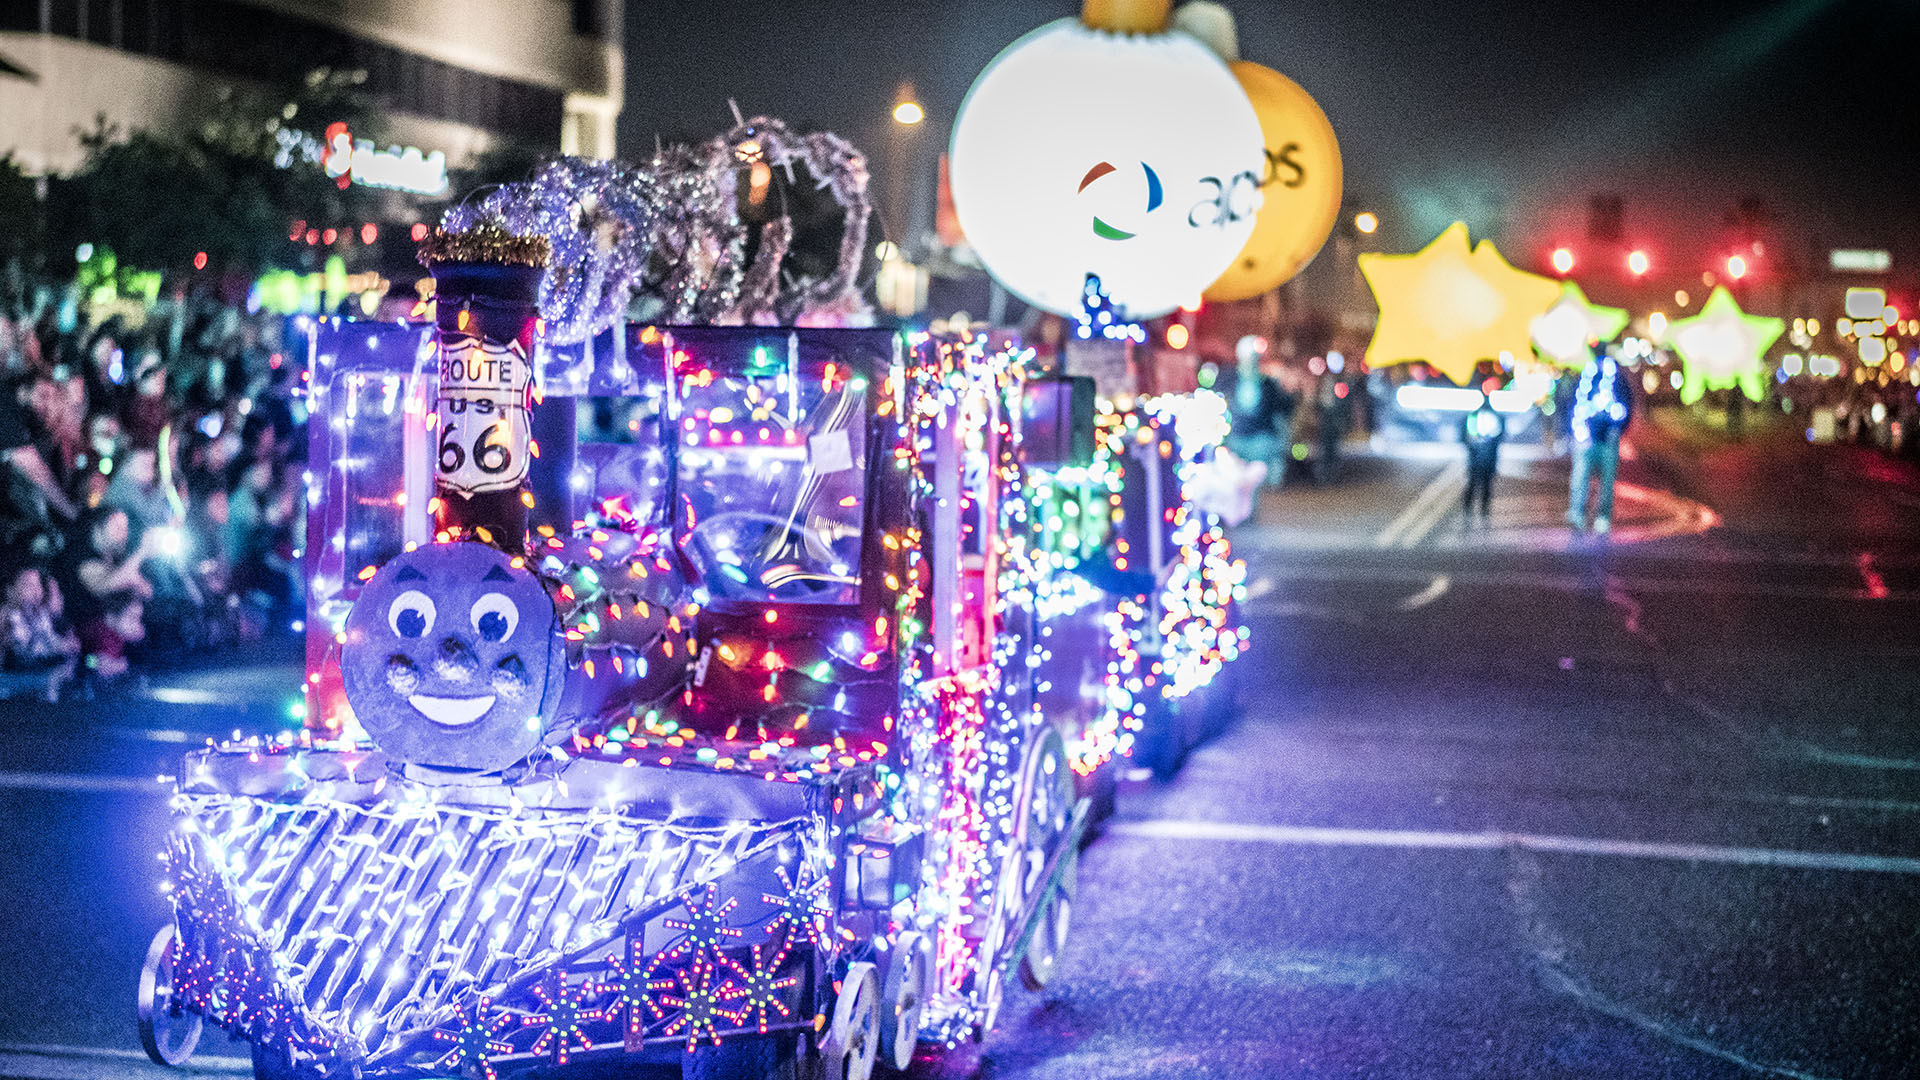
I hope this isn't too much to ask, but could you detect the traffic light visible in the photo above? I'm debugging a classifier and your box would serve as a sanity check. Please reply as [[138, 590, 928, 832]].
[[1627, 250, 1649, 276], [1551, 247, 1574, 275], [1725, 254, 1748, 280]]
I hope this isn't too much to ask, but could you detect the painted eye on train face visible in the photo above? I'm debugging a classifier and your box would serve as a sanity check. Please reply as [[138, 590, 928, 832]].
[[388, 590, 436, 638], [470, 592, 518, 642]]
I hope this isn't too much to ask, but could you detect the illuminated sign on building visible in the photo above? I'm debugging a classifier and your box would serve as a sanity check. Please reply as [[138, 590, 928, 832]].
[[275, 123, 447, 196], [322, 123, 448, 195], [1830, 249, 1891, 273]]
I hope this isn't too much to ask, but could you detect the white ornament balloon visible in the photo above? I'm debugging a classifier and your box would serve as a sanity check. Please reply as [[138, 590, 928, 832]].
[[949, 19, 1265, 319]]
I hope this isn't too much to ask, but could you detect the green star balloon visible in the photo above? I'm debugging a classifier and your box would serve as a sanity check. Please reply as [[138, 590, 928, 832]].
[[1664, 286, 1784, 405], [1530, 281, 1629, 369]]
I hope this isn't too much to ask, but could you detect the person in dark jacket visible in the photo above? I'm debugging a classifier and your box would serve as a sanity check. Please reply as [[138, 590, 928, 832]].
[[1224, 336, 1296, 488], [1461, 393, 1506, 519]]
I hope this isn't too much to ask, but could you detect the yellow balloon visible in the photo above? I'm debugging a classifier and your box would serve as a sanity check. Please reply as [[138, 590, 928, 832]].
[[1204, 61, 1342, 302], [1081, 0, 1170, 32]]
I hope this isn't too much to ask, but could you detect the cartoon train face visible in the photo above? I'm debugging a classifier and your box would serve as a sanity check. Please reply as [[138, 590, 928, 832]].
[[340, 542, 566, 774]]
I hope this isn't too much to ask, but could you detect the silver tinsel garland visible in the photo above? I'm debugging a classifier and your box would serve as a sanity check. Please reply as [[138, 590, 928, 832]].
[[646, 142, 746, 325], [440, 158, 656, 345], [702, 116, 872, 327], [435, 115, 873, 340]]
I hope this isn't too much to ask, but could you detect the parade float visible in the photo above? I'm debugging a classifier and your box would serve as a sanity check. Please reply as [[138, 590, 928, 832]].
[[136, 99, 1249, 1079]]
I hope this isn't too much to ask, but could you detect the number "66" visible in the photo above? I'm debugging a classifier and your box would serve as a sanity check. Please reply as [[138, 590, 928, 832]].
[[439, 422, 513, 475]]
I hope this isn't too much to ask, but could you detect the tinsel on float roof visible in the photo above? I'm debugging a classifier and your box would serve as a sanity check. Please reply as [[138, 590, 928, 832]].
[[418, 221, 553, 268]]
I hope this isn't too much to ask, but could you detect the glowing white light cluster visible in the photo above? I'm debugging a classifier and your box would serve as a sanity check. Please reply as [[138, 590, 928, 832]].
[[168, 777, 808, 1064]]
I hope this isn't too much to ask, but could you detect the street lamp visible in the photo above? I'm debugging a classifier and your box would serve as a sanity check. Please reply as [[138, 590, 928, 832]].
[[884, 83, 927, 261], [1354, 211, 1379, 235]]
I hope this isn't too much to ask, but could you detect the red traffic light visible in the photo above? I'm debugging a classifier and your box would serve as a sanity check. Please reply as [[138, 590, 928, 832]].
[[1627, 250, 1650, 276], [1726, 254, 1748, 280], [1551, 248, 1574, 275]]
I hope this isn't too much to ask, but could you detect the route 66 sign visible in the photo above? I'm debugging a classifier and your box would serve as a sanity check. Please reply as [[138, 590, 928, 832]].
[[436, 332, 531, 495]]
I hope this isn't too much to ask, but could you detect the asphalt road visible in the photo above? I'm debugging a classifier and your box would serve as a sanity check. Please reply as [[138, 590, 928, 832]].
[[939, 409, 1920, 1080], [1, 407, 1916, 1079]]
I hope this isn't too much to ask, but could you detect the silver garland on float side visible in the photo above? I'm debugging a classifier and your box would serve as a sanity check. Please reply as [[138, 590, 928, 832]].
[[702, 117, 873, 327], [436, 116, 874, 340]]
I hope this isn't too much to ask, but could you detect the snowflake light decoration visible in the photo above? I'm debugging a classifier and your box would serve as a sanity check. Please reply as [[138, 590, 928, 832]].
[[720, 930, 801, 1033], [521, 973, 608, 1065], [431, 998, 516, 1080], [595, 936, 681, 1051], [661, 884, 745, 964], [761, 865, 832, 947], [658, 961, 750, 1051]]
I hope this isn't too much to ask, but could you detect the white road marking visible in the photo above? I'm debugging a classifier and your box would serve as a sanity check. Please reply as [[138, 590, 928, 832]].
[[0, 772, 167, 795], [1395, 470, 1469, 548], [1394, 575, 1452, 611], [1504, 851, 1834, 1080], [1245, 564, 1920, 603], [1797, 745, 1920, 772], [146, 687, 230, 705], [0, 1043, 250, 1079], [1244, 576, 1450, 623], [1110, 819, 1920, 874], [1374, 461, 1466, 548], [106, 727, 201, 744]]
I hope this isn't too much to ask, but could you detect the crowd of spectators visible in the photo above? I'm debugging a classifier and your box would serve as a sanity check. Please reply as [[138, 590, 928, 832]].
[[0, 286, 305, 697]]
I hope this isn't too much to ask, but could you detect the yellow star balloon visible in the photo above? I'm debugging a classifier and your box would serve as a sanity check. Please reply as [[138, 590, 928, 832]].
[[1531, 281, 1630, 369], [1665, 286, 1783, 405], [1360, 222, 1561, 386]]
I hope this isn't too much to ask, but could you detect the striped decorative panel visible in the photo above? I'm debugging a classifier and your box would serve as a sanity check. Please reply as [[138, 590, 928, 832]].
[[170, 791, 807, 1066]]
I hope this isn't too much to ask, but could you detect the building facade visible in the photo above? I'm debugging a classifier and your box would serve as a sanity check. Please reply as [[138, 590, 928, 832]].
[[0, 0, 623, 177]]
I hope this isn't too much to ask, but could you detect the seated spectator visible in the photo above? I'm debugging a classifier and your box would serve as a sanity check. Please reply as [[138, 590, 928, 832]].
[[84, 593, 146, 680], [226, 459, 300, 630], [103, 447, 205, 658], [0, 375, 79, 564], [66, 507, 157, 677], [105, 445, 177, 534], [123, 345, 171, 449], [35, 369, 87, 489], [43, 573, 77, 656], [81, 411, 121, 507], [0, 566, 80, 698]]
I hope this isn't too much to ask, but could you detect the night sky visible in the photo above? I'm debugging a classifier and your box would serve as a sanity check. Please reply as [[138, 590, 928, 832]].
[[620, 0, 1918, 282]]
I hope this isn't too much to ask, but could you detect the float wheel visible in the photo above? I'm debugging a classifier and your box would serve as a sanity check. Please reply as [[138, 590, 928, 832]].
[[879, 932, 931, 1072], [818, 962, 880, 1080], [137, 925, 202, 1067]]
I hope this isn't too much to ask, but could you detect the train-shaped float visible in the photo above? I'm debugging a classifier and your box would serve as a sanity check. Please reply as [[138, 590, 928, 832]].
[[136, 138, 1248, 1080]]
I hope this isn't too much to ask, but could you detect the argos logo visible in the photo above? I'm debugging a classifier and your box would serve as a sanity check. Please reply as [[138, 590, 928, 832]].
[[1078, 158, 1260, 242], [1077, 160, 1164, 241]]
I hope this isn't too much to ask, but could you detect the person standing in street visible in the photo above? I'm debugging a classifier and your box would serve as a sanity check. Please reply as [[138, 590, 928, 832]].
[[1461, 390, 1505, 520], [1315, 370, 1350, 484], [1225, 336, 1292, 489], [1568, 353, 1634, 534]]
